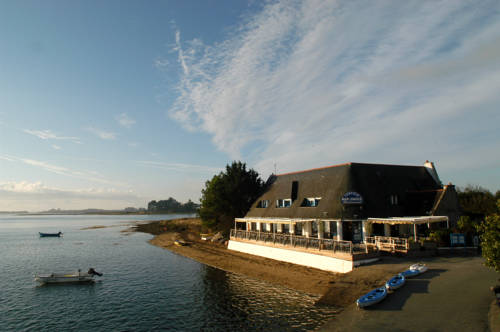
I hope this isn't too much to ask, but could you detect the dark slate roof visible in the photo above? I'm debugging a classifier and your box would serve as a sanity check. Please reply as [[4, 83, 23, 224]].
[[245, 162, 447, 220]]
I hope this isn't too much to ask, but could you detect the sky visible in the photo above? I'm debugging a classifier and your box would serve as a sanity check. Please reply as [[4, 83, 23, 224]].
[[1, 0, 499, 212]]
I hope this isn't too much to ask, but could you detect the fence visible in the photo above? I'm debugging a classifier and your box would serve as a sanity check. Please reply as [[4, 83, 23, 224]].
[[365, 235, 409, 252], [230, 229, 366, 255]]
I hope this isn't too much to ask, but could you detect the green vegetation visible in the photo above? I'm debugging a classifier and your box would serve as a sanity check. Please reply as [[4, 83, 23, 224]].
[[455, 185, 500, 272], [147, 197, 199, 214], [477, 214, 500, 273], [457, 185, 498, 221], [199, 161, 265, 234]]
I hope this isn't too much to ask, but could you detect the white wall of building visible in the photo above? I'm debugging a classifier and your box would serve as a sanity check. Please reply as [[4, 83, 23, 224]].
[[227, 240, 354, 273]]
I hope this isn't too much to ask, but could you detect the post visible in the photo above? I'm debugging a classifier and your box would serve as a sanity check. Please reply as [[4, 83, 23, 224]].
[[413, 223, 417, 242], [336, 221, 343, 241], [384, 224, 391, 237]]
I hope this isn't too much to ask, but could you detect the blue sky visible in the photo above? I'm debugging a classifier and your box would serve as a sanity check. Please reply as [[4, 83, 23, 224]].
[[1, 0, 499, 211]]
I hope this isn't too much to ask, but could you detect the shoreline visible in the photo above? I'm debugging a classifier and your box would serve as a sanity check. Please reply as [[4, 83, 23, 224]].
[[134, 218, 499, 330], [133, 218, 430, 306]]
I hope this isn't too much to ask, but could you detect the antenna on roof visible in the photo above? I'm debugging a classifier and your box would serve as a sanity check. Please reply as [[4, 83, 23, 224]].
[[274, 163, 277, 174]]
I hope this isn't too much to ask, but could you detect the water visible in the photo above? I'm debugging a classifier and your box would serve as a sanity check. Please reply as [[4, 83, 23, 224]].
[[0, 214, 336, 331]]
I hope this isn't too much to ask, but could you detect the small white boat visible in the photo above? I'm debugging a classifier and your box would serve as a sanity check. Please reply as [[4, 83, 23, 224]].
[[409, 263, 428, 274], [402, 263, 428, 278], [356, 287, 387, 308], [385, 273, 405, 290], [35, 268, 102, 284]]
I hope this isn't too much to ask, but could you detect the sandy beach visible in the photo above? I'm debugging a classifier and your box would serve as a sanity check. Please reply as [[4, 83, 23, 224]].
[[134, 218, 500, 331]]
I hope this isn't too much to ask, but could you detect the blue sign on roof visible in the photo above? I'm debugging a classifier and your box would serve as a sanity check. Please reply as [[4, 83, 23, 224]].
[[341, 192, 363, 204]]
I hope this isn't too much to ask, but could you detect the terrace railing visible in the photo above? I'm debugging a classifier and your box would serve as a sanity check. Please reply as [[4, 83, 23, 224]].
[[230, 229, 365, 255], [365, 235, 409, 252]]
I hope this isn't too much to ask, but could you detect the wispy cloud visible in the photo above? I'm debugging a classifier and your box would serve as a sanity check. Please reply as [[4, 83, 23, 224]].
[[0, 154, 126, 187], [167, 0, 500, 179], [136, 160, 222, 174], [86, 127, 116, 140], [116, 113, 136, 128], [23, 129, 80, 143], [52, 145, 61, 150], [0, 181, 136, 199]]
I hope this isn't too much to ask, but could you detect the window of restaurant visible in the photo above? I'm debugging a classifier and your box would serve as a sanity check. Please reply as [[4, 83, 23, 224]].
[[311, 221, 318, 237], [294, 222, 303, 236]]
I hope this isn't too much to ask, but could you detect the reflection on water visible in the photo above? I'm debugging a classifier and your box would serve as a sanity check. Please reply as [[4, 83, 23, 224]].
[[200, 267, 338, 331], [0, 214, 336, 331]]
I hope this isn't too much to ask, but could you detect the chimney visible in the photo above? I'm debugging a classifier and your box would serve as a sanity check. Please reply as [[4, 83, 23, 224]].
[[424, 160, 442, 186], [291, 181, 298, 201]]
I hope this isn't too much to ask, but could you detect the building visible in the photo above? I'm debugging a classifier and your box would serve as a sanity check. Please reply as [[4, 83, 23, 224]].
[[228, 161, 460, 273]]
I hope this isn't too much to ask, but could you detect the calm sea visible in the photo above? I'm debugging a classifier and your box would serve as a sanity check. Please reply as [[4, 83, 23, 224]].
[[0, 214, 336, 331]]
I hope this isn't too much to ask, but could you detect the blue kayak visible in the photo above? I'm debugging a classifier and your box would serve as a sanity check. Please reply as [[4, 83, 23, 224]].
[[401, 269, 420, 278], [385, 273, 405, 290], [356, 287, 387, 308]]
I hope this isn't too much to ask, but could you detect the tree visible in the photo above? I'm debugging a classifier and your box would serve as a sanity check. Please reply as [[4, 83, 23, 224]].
[[477, 214, 500, 273], [458, 185, 496, 221], [199, 161, 265, 233]]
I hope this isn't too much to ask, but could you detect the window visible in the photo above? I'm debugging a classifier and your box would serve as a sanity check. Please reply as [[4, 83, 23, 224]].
[[301, 197, 321, 207], [276, 198, 292, 208], [390, 194, 399, 206], [257, 200, 269, 208]]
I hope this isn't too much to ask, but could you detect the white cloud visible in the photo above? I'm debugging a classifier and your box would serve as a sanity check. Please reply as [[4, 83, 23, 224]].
[[167, 0, 500, 184], [0, 154, 126, 187], [52, 145, 61, 150], [136, 160, 222, 174], [23, 129, 80, 143], [86, 127, 117, 140], [0, 181, 141, 211], [116, 113, 136, 128]]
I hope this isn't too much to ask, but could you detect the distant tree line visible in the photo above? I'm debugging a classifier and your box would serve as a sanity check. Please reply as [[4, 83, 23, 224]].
[[147, 197, 200, 214]]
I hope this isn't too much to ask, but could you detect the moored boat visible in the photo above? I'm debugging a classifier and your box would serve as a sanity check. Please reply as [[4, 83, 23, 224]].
[[385, 273, 405, 290], [35, 268, 102, 284], [356, 287, 387, 308], [39, 232, 63, 237]]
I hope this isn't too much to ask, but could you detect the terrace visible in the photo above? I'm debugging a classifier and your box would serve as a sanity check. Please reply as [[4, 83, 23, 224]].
[[230, 229, 378, 262]]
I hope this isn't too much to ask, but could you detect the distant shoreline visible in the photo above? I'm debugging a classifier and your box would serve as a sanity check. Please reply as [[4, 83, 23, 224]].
[[7, 212, 197, 216]]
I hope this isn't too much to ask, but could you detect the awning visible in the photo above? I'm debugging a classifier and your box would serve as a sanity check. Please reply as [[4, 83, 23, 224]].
[[235, 217, 315, 225], [367, 216, 448, 225]]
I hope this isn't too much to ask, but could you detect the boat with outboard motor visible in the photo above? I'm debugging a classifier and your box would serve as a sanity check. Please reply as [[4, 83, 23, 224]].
[[35, 268, 102, 284], [39, 232, 63, 237]]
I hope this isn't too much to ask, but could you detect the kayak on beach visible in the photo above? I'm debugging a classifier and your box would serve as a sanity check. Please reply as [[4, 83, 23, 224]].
[[385, 273, 405, 291], [356, 287, 387, 308]]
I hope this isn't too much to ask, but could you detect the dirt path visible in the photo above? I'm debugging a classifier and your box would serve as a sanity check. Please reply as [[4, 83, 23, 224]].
[[318, 256, 499, 332]]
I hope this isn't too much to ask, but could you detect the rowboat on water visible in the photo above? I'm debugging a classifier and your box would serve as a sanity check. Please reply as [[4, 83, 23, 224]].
[[385, 273, 405, 291], [356, 287, 387, 308], [39, 232, 63, 237], [35, 268, 102, 284], [401, 263, 428, 278]]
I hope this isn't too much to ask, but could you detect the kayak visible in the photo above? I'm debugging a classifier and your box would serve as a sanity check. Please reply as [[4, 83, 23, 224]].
[[385, 273, 405, 290], [356, 287, 387, 308]]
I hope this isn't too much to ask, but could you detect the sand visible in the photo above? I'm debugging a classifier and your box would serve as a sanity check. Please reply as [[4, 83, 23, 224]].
[[133, 218, 500, 330]]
